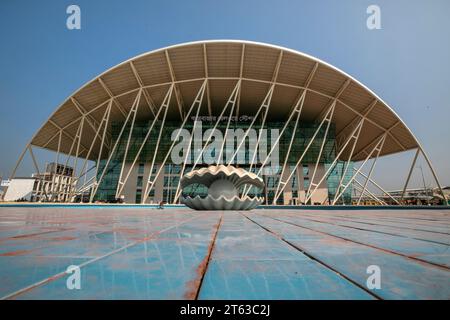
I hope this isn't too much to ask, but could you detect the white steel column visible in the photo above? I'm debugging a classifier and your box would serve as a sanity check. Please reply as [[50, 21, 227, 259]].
[[216, 81, 242, 164], [114, 89, 143, 198], [58, 118, 84, 201], [353, 179, 386, 205], [305, 106, 349, 204], [304, 117, 364, 205], [130, 61, 157, 117], [242, 90, 306, 199], [329, 119, 364, 204], [174, 82, 209, 203], [418, 147, 446, 204], [332, 134, 386, 205], [28, 145, 49, 201], [246, 84, 275, 176], [227, 84, 275, 165], [235, 44, 245, 118], [246, 91, 306, 192], [98, 78, 127, 118], [355, 170, 400, 205], [90, 91, 142, 202], [9, 143, 30, 182], [273, 101, 336, 204], [89, 100, 113, 202], [69, 116, 85, 200], [400, 148, 420, 202], [165, 50, 185, 119], [258, 91, 306, 176], [50, 131, 62, 201], [116, 85, 174, 197], [203, 44, 213, 117], [72, 103, 112, 197], [192, 80, 241, 169], [181, 81, 242, 200], [142, 80, 207, 204], [356, 139, 385, 205], [243, 50, 281, 179]]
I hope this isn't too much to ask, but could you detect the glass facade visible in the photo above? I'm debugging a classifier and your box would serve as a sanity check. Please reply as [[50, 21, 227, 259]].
[[95, 120, 353, 204]]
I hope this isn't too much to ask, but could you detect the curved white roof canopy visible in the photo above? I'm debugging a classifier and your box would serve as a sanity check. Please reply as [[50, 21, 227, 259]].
[[30, 40, 419, 162]]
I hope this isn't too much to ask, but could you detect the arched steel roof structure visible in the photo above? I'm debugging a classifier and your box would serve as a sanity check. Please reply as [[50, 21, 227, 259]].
[[11, 40, 445, 204], [30, 40, 420, 161]]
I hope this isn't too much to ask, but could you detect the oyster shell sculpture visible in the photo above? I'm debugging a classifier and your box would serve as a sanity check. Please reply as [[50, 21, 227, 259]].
[[180, 165, 264, 210]]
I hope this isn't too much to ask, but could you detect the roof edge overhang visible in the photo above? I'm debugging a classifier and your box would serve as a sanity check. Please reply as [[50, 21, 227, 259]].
[[28, 39, 421, 162]]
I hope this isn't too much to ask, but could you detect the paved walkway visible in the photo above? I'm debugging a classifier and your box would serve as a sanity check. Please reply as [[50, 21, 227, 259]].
[[0, 206, 448, 299]]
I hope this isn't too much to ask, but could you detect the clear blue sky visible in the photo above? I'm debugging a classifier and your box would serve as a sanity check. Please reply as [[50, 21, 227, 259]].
[[0, 0, 449, 189]]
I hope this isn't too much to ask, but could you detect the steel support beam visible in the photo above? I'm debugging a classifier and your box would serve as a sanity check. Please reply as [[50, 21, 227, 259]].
[[116, 85, 174, 197], [130, 61, 157, 116], [353, 121, 401, 161], [64, 75, 411, 153], [72, 102, 112, 197], [90, 91, 141, 202], [313, 79, 350, 122], [193, 80, 241, 169], [336, 99, 377, 142], [418, 146, 447, 204], [68, 116, 85, 200], [48, 119, 90, 154], [242, 90, 307, 199], [273, 101, 336, 204], [306, 106, 347, 203], [114, 90, 143, 198], [353, 179, 386, 205], [227, 84, 275, 165], [246, 83, 276, 173], [356, 142, 383, 205], [90, 100, 113, 202], [332, 134, 386, 205], [355, 169, 400, 205], [330, 120, 364, 204], [303, 117, 365, 204], [203, 44, 213, 117], [174, 82, 209, 203], [400, 148, 420, 202], [142, 80, 207, 204], [165, 50, 185, 120], [50, 131, 63, 201], [235, 44, 245, 118], [28, 145, 49, 201], [258, 90, 306, 177], [98, 78, 127, 118]]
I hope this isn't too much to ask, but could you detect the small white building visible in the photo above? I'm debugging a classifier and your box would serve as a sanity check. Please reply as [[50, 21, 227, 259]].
[[3, 178, 37, 201], [3, 163, 76, 202]]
